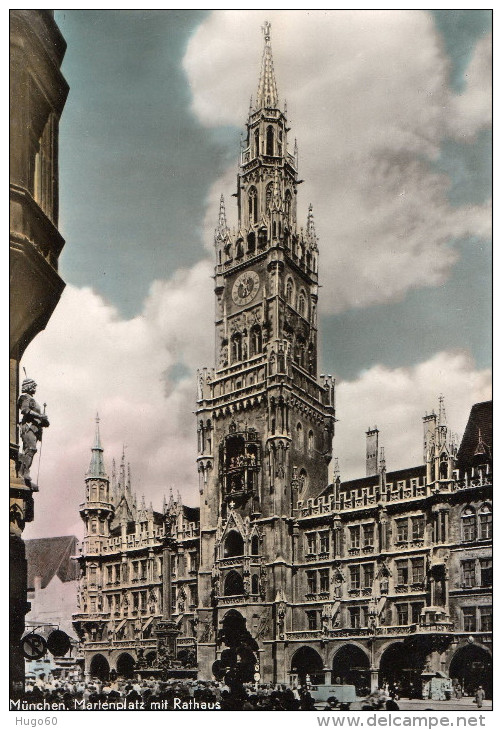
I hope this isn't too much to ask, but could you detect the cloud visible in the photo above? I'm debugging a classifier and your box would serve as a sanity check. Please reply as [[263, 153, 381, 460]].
[[335, 349, 492, 481], [22, 273, 491, 539], [21, 261, 214, 540], [184, 10, 491, 313]]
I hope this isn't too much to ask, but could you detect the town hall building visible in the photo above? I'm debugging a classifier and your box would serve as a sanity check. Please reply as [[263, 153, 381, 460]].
[[74, 24, 492, 697]]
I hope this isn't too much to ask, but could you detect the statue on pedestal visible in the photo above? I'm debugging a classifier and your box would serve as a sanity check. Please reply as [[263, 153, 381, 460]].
[[17, 378, 49, 486]]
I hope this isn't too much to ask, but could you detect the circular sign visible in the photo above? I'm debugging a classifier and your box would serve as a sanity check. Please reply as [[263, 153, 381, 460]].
[[21, 633, 47, 660], [254, 672, 261, 682], [47, 629, 71, 657], [232, 271, 260, 306]]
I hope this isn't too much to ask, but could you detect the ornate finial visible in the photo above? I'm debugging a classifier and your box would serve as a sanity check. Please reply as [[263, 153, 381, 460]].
[[379, 447, 386, 472], [438, 394, 447, 428], [256, 21, 278, 110], [262, 20, 271, 42], [333, 457, 340, 482]]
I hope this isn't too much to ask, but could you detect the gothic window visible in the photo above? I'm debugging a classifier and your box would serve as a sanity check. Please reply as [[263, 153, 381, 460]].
[[461, 560, 476, 587], [396, 604, 409, 626], [299, 468, 308, 493], [462, 507, 476, 542], [254, 129, 260, 157], [258, 227, 267, 248], [247, 231, 256, 253], [91, 520, 97, 534], [251, 575, 259, 594], [396, 560, 409, 585], [224, 571, 244, 596], [306, 533, 316, 555], [462, 606, 476, 632], [224, 242, 233, 261], [396, 518, 409, 542], [286, 278, 294, 304], [236, 239, 244, 259], [285, 189, 292, 220], [224, 531, 244, 557], [266, 182, 274, 211], [266, 125, 274, 155], [319, 569, 330, 594], [278, 130, 283, 156], [479, 504, 492, 539], [439, 453, 449, 479], [250, 325, 262, 356], [349, 526, 360, 549], [306, 610, 318, 630], [248, 187, 258, 224], [411, 558, 424, 584], [349, 607, 360, 629], [349, 565, 360, 590], [308, 430, 314, 454], [298, 290, 307, 318], [251, 535, 259, 555], [296, 422, 303, 447], [362, 523, 374, 548], [479, 606, 492, 632], [363, 563, 374, 588], [319, 531, 329, 555], [231, 333, 242, 363], [480, 559, 492, 587], [306, 570, 317, 595], [411, 516, 425, 540]]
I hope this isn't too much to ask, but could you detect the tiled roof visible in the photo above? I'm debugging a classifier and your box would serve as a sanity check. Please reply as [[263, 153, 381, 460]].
[[25, 535, 79, 590], [457, 400, 493, 469]]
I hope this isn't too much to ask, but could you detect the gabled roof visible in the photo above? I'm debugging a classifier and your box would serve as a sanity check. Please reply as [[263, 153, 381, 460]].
[[25, 535, 79, 590], [457, 400, 492, 470]]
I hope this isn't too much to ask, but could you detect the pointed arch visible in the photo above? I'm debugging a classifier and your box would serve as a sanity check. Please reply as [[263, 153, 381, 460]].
[[250, 325, 262, 356], [248, 186, 258, 224], [224, 570, 244, 596], [286, 277, 294, 305], [224, 530, 244, 558], [266, 125, 274, 156], [266, 181, 274, 211], [285, 189, 292, 220], [254, 128, 260, 157]]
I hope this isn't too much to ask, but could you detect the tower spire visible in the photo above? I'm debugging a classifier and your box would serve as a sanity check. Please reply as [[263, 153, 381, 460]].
[[255, 21, 279, 110], [87, 413, 107, 478]]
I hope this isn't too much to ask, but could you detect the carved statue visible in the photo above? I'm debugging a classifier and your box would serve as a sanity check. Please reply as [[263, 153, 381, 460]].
[[17, 378, 49, 485]]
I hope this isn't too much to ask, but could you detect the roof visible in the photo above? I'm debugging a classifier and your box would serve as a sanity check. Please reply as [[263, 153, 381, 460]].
[[457, 401, 492, 470], [25, 535, 79, 590], [183, 505, 200, 523]]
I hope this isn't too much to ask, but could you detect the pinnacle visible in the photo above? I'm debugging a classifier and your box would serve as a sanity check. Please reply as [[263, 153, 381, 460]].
[[255, 21, 279, 110]]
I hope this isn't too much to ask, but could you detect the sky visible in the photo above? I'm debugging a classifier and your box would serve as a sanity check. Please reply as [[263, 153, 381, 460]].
[[21, 9, 492, 540]]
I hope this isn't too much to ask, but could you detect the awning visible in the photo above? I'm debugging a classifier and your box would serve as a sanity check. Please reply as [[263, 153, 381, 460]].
[[142, 616, 154, 633]]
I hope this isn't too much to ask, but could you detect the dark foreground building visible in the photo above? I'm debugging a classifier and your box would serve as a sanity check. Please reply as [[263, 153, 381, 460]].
[[73, 24, 492, 697], [10, 10, 68, 694]]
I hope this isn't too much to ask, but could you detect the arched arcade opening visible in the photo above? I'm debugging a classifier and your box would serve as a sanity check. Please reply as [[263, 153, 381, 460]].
[[379, 642, 429, 697], [89, 654, 109, 681], [291, 646, 324, 686], [449, 644, 492, 699], [332, 645, 370, 695], [116, 652, 135, 679]]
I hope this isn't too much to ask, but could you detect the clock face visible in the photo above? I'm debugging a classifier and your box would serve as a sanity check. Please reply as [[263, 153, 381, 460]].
[[232, 270, 260, 306]]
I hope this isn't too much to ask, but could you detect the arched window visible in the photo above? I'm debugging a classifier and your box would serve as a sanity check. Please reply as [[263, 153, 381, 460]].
[[258, 227, 267, 248], [251, 535, 259, 555], [224, 570, 244, 596], [299, 468, 308, 494], [286, 278, 294, 305], [250, 325, 262, 356], [278, 130, 283, 156], [235, 239, 244, 259], [308, 430, 314, 454], [247, 231, 256, 253], [479, 503, 492, 540], [231, 333, 242, 363], [298, 291, 306, 318], [462, 507, 476, 542], [266, 182, 274, 211], [296, 422, 303, 447], [439, 453, 449, 480], [224, 531, 244, 557], [285, 190, 292, 220], [254, 129, 260, 157], [248, 187, 258, 224], [224, 242, 232, 262], [251, 575, 259, 594], [266, 125, 274, 156]]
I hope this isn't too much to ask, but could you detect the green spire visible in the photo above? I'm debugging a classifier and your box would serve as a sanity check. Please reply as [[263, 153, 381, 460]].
[[87, 413, 107, 478]]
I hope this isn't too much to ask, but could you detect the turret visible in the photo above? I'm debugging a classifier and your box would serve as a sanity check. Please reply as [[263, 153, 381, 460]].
[[80, 415, 114, 553]]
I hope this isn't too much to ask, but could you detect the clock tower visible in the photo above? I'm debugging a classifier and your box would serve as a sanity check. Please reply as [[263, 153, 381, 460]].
[[196, 22, 335, 681]]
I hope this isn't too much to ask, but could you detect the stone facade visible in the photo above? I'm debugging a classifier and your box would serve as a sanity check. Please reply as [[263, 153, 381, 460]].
[[73, 419, 198, 679], [10, 10, 68, 694], [73, 24, 492, 697]]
